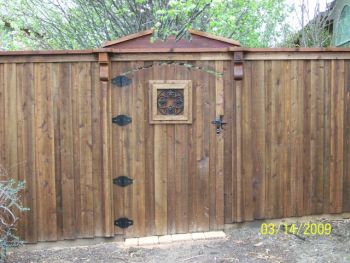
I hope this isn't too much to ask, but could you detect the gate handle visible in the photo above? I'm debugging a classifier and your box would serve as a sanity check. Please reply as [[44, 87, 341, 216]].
[[211, 115, 227, 134]]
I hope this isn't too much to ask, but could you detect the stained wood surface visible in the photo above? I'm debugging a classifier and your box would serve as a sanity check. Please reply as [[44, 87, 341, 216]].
[[0, 54, 349, 243], [226, 59, 350, 223], [0, 61, 113, 243], [110, 61, 225, 237]]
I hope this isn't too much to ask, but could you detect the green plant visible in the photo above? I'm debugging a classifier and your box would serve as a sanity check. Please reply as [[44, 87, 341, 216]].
[[0, 166, 27, 262]]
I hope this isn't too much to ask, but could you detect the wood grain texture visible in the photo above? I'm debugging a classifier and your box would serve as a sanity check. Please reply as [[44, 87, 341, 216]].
[[1, 54, 349, 243]]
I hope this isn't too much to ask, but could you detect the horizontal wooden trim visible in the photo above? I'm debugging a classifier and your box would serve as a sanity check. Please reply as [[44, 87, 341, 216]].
[[0, 49, 100, 55], [243, 52, 350, 60], [0, 54, 98, 63], [230, 47, 350, 52], [111, 53, 233, 61], [108, 47, 232, 53]]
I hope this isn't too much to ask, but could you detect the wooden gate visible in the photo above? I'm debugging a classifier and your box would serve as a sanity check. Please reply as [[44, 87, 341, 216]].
[[111, 60, 228, 237]]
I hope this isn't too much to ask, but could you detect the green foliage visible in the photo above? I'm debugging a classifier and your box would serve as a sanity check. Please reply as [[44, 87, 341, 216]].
[[0, 167, 28, 262], [0, 0, 293, 50]]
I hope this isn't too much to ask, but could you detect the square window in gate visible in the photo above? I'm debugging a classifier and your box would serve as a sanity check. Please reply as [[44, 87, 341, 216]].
[[149, 80, 192, 124]]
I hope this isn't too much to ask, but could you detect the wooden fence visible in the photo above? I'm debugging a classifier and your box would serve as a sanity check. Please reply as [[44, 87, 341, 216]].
[[0, 49, 349, 243]]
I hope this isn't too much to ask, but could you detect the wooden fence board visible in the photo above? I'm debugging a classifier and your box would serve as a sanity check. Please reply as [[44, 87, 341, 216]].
[[0, 53, 349, 243]]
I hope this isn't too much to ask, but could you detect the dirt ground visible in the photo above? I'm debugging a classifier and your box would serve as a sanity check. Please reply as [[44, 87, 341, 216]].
[[6, 216, 350, 263]]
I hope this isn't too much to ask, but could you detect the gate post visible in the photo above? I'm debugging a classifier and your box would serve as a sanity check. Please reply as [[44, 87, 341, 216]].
[[233, 51, 244, 223], [98, 51, 114, 236]]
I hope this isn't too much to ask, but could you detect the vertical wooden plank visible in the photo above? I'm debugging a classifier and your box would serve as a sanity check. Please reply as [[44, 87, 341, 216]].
[[223, 60, 234, 223], [296, 60, 306, 216], [323, 60, 332, 214], [234, 62, 244, 222], [290, 60, 301, 216], [154, 125, 168, 235], [4, 63, 18, 180], [195, 61, 210, 231], [329, 60, 344, 213], [310, 60, 317, 214], [209, 61, 217, 229], [166, 65, 176, 235], [91, 62, 104, 236], [71, 63, 82, 237], [59, 63, 76, 239], [241, 61, 253, 221], [214, 61, 224, 228], [34, 63, 57, 241], [123, 62, 134, 237], [15, 63, 37, 242], [269, 60, 284, 219], [112, 62, 125, 235], [130, 61, 146, 237], [175, 125, 189, 233], [187, 63, 197, 231], [264, 61, 272, 218], [312, 60, 325, 214], [303, 61, 312, 215], [344, 60, 350, 212], [51, 63, 63, 240], [251, 61, 265, 219], [16, 64, 25, 239], [283, 61, 292, 218], [97, 54, 113, 237], [144, 62, 155, 235], [78, 63, 94, 237], [178, 63, 189, 234], [154, 63, 168, 235], [0, 64, 4, 168], [167, 124, 176, 234]]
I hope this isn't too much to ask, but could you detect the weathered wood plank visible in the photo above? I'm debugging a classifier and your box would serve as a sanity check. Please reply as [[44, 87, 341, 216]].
[[290, 60, 302, 216], [195, 61, 210, 231], [51, 63, 63, 240], [122, 62, 134, 237], [0, 64, 4, 169], [241, 61, 253, 221], [17, 63, 37, 242], [251, 61, 266, 219], [188, 61, 199, 231], [111, 62, 125, 235], [283, 61, 292, 218], [223, 60, 234, 223], [323, 60, 332, 214], [344, 60, 350, 212], [303, 61, 312, 215], [91, 62, 104, 236], [34, 63, 57, 241], [131, 61, 146, 237], [154, 125, 168, 235], [172, 63, 190, 234], [329, 60, 344, 213], [58, 63, 76, 239], [78, 63, 94, 237], [144, 62, 155, 236], [209, 61, 218, 229], [215, 61, 224, 228]]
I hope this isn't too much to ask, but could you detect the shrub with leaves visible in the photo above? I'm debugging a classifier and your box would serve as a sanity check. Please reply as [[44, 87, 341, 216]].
[[0, 166, 27, 261]]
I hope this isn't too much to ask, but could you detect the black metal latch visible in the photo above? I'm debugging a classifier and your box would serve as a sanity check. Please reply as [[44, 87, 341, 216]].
[[112, 115, 132, 126], [113, 176, 133, 187], [211, 115, 227, 134], [114, 217, 133, 229]]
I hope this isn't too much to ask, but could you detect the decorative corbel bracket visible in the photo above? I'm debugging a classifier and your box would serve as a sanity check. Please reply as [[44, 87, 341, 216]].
[[98, 52, 111, 81], [233, 51, 244, 80]]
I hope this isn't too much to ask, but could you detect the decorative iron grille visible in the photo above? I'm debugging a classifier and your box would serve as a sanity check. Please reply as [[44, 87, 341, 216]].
[[157, 89, 184, 115]]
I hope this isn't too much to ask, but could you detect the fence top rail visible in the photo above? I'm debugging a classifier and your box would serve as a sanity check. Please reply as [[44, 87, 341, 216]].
[[0, 47, 350, 56]]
